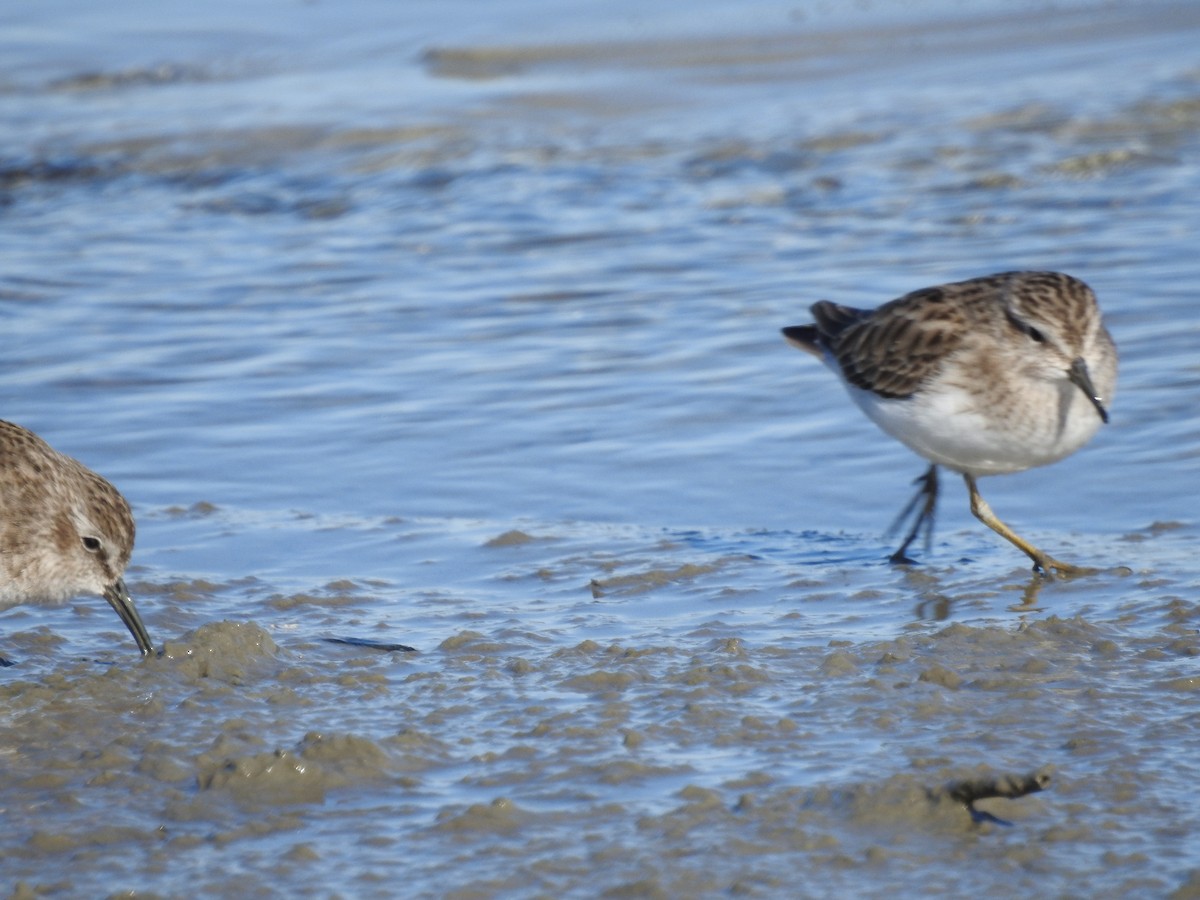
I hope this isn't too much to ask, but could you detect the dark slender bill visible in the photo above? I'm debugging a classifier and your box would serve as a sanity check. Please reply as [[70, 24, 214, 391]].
[[102, 578, 153, 656], [1068, 357, 1109, 424]]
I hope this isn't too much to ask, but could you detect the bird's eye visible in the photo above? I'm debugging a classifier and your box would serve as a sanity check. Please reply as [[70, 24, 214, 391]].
[[81, 536, 102, 553], [1006, 310, 1048, 345]]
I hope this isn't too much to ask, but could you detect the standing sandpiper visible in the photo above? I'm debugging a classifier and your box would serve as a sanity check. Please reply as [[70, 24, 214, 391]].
[[782, 271, 1117, 576], [0, 420, 152, 657]]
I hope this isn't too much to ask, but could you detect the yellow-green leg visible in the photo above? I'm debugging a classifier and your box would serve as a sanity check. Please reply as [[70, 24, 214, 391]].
[[963, 474, 1096, 578]]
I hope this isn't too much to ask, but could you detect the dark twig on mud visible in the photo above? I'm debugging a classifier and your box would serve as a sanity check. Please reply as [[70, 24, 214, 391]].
[[324, 636, 417, 653], [932, 769, 1052, 826]]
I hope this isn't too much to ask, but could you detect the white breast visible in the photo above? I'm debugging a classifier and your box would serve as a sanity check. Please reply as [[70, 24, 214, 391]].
[[840, 377, 1105, 477]]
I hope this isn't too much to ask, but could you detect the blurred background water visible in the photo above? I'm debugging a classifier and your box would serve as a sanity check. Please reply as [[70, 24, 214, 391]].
[[2, 0, 1200, 896]]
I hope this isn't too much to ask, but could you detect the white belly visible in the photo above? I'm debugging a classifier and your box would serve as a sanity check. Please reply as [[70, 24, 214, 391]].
[[842, 377, 1105, 477]]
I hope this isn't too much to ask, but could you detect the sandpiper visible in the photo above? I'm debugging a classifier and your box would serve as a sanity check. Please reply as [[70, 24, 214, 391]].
[[0, 419, 152, 656], [782, 271, 1117, 575]]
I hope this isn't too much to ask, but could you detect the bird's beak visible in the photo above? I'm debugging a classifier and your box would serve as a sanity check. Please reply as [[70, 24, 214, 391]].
[[1068, 357, 1109, 424], [102, 578, 153, 656]]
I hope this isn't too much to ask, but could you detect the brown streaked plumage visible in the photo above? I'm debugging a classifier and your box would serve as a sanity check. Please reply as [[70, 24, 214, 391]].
[[792, 284, 969, 399], [782, 271, 1118, 576], [0, 420, 152, 657]]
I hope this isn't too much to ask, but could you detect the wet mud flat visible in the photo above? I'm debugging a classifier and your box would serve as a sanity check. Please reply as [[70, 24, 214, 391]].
[[2, 518, 1199, 897]]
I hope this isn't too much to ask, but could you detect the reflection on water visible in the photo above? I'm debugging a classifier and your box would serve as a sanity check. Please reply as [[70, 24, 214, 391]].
[[2, 0, 1200, 895]]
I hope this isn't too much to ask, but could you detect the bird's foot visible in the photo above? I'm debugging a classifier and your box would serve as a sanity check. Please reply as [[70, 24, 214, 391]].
[[1031, 555, 1100, 579]]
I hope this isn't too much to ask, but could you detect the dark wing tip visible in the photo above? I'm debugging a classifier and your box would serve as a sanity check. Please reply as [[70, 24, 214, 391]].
[[781, 324, 821, 355]]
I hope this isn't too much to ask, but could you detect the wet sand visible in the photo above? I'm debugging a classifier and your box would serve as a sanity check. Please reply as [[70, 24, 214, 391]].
[[2, 0, 1200, 895]]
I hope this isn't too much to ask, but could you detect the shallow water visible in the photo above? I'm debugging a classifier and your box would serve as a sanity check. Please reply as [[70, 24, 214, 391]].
[[2, 0, 1200, 896]]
